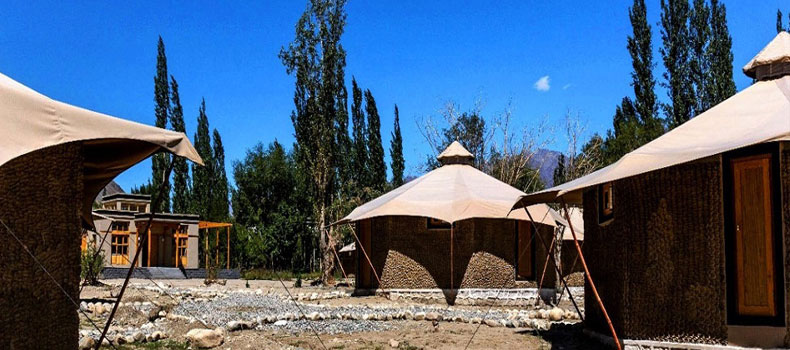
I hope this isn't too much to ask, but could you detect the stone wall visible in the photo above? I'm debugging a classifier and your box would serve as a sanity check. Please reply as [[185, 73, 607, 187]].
[[0, 144, 84, 349], [781, 144, 790, 346], [363, 216, 555, 290], [582, 156, 727, 344]]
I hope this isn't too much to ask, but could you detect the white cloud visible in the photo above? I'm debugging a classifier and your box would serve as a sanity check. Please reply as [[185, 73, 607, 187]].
[[562, 83, 572, 90], [534, 75, 550, 92]]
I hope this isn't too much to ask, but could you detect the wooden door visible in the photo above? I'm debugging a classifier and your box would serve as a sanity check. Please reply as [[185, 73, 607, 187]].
[[731, 155, 777, 317], [358, 220, 373, 289], [517, 222, 533, 280]]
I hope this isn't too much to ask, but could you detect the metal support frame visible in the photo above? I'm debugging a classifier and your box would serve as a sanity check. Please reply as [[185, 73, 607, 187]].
[[560, 199, 621, 350]]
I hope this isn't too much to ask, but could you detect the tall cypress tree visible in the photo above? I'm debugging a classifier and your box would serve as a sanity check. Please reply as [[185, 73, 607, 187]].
[[778, 10, 784, 33], [689, 0, 710, 115], [191, 99, 214, 219], [169, 76, 190, 214], [627, 0, 662, 143], [553, 153, 566, 186], [707, 0, 735, 105], [350, 78, 368, 187], [660, 0, 695, 129], [389, 104, 404, 187], [152, 36, 171, 212], [364, 89, 386, 191], [211, 129, 229, 220]]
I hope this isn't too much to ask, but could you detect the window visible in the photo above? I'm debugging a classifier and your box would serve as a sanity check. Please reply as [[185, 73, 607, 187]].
[[121, 203, 129, 211], [104, 203, 115, 210], [111, 233, 129, 265], [111, 222, 129, 232], [175, 225, 188, 267], [598, 182, 614, 223], [427, 217, 451, 230]]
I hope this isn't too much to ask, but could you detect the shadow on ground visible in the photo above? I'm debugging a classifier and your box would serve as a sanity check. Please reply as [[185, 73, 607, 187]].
[[520, 323, 610, 350]]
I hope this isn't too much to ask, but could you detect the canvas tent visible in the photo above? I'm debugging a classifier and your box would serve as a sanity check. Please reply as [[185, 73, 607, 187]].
[[512, 32, 790, 348], [0, 72, 201, 349], [337, 141, 567, 299]]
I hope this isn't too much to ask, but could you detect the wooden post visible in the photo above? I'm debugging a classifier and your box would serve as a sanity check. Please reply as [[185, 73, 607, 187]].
[[215, 230, 219, 266], [175, 232, 180, 268], [226, 226, 230, 269], [561, 200, 621, 350], [204, 228, 208, 270], [147, 227, 151, 267]]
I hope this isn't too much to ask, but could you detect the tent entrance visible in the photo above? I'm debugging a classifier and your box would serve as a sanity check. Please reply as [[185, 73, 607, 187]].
[[725, 149, 784, 325]]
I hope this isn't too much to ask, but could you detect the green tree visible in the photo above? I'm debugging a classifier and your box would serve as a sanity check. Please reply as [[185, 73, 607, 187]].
[[390, 104, 405, 187], [602, 97, 641, 165], [364, 89, 387, 191], [778, 9, 784, 33], [191, 99, 214, 219], [689, 0, 710, 115], [440, 113, 486, 169], [212, 129, 229, 220], [707, 0, 735, 105], [170, 76, 190, 213], [152, 36, 171, 212], [627, 0, 662, 143], [280, 0, 348, 284], [553, 153, 566, 186], [350, 78, 368, 188], [232, 141, 311, 270], [660, 0, 695, 129]]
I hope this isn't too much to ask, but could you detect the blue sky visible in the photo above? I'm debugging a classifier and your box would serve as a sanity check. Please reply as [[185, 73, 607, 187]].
[[0, 1, 784, 191]]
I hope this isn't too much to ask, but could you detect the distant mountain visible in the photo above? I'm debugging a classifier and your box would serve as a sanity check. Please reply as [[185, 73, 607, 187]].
[[94, 180, 125, 204], [528, 148, 562, 188]]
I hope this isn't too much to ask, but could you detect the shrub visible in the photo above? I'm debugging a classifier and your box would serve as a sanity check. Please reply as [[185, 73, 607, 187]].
[[80, 242, 105, 285]]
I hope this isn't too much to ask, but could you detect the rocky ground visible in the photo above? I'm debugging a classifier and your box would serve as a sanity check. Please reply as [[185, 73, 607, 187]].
[[78, 276, 603, 349]]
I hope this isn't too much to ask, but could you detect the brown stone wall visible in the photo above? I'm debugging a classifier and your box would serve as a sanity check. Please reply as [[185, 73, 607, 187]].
[[560, 241, 584, 276], [366, 216, 555, 289], [582, 156, 727, 344], [781, 144, 790, 346], [0, 144, 84, 349]]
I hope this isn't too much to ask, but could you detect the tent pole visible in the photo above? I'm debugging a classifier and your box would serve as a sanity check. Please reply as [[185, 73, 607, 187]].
[[524, 209, 584, 322], [536, 233, 557, 304], [560, 200, 621, 350], [348, 223, 383, 290], [325, 229, 349, 283], [96, 155, 174, 349], [227, 226, 230, 269]]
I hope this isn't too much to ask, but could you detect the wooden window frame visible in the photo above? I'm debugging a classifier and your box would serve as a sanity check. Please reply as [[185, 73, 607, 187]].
[[723, 144, 785, 326], [427, 217, 451, 230], [110, 232, 130, 265], [598, 182, 614, 224]]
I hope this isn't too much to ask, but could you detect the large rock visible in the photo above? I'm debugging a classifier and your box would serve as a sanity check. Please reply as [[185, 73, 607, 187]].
[[78, 337, 95, 350], [425, 312, 442, 321], [548, 307, 564, 322], [186, 328, 224, 348]]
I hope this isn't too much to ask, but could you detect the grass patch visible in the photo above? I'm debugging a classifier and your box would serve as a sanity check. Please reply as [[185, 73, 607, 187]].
[[242, 268, 324, 281], [102, 340, 189, 350]]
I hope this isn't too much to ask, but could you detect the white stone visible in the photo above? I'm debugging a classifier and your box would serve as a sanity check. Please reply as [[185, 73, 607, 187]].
[[389, 339, 400, 348], [78, 337, 95, 350], [274, 320, 288, 326], [132, 331, 145, 342], [548, 308, 564, 322]]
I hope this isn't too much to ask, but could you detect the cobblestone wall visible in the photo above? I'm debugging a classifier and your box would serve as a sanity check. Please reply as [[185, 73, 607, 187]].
[[0, 144, 84, 349], [367, 216, 555, 290], [582, 156, 727, 344]]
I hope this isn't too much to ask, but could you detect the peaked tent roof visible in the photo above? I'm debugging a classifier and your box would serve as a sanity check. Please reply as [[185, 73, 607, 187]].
[[437, 141, 474, 160], [514, 32, 790, 208], [744, 31, 790, 78], [337, 142, 563, 226], [0, 72, 203, 226]]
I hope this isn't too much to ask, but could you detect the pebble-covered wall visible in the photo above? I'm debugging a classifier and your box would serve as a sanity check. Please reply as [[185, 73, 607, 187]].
[[582, 156, 727, 344], [363, 216, 556, 290], [0, 143, 84, 349]]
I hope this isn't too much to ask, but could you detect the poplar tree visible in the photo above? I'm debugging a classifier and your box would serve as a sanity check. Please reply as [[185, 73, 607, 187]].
[[152, 36, 171, 212], [280, 0, 348, 284], [707, 0, 735, 105], [350, 78, 368, 187], [553, 154, 566, 186], [689, 0, 710, 115], [660, 0, 695, 129], [212, 129, 229, 220], [170, 76, 190, 214], [778, 10, 784, 33], [191, 99, 214, 219], [389, 104, 405, 187], [627, 0, 662, 143], [364, 89, 387, 191]]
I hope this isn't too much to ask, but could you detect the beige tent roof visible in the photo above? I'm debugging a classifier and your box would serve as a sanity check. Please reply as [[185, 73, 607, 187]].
[[437, 141, 474, 160], [744, 31, 790, 78], [337, 143, 564, 227], [515, 32, 790, 208], [0, 72, 202, 225], [560, 208, 584, 241]]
